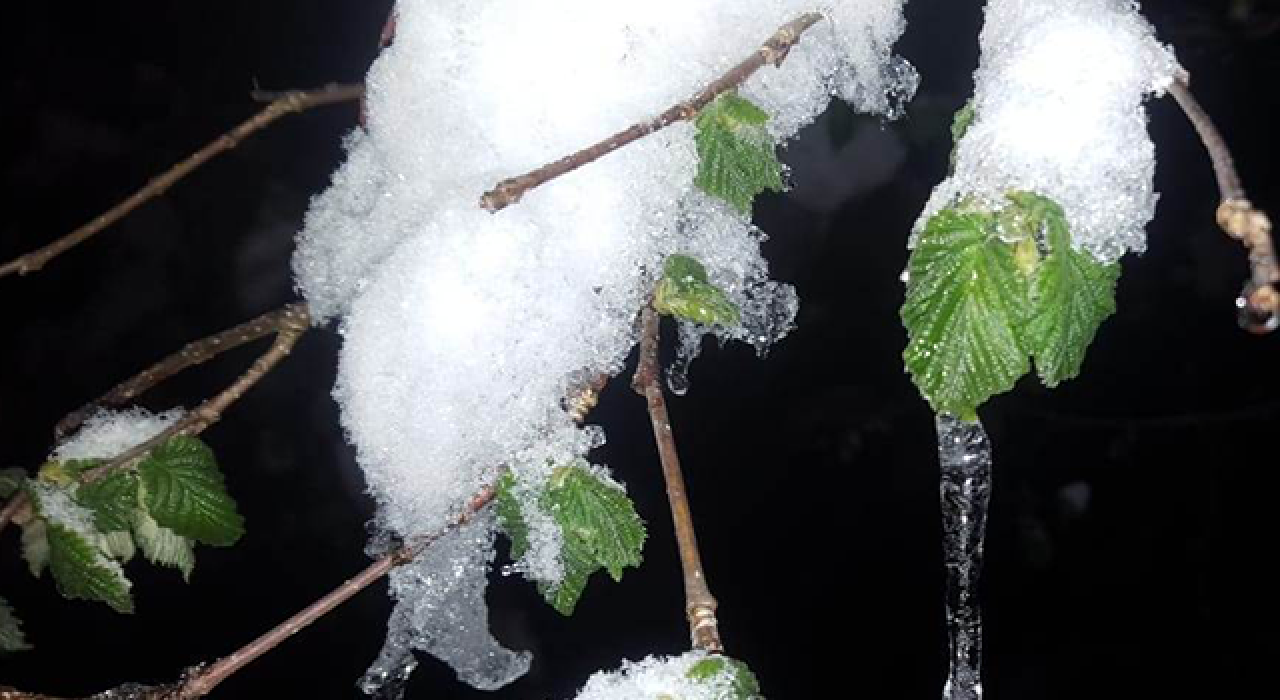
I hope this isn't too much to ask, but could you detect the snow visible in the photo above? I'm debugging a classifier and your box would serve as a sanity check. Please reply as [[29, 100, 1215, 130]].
[[53, 408, 185, 462], [293, 0, 915, 692], [916, 0, 1182, 263], [570, 652, 741, 700]]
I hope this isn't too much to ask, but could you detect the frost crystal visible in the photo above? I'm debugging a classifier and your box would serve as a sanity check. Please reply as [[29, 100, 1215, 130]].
[[359, 512, 531, 697], [295, 0, 914, 691], [917, 0, 1182, 263], [54, 408, 185, 461]]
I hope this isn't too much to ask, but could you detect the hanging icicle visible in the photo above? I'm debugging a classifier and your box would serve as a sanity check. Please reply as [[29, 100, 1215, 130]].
[[935, 412, 993, 700]]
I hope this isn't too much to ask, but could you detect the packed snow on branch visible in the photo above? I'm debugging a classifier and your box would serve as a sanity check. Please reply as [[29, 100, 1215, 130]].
[[917, 0, 1181, 263], [571, 652, 750, 700], [53, 408, 185, 461], [292, 0, 914, 692]]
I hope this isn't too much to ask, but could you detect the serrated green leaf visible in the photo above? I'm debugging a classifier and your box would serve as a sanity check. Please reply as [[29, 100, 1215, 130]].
[[75, 470, 140, 533], [0, 468, 25, 499], [686, 657, 763, 699], [0, 595, 32, 653], [950, 100, 975, 170], [1020, 194, 1120, 386], [138, 437, 243, 547], [537, 530, 596, 616], [694, 92, 783, 214], [21, 518, 49, 578], [46, 521, 134, 613], [902, 206, 1032, 419], [134, 512, 196, 581], [654, 254, 741, 327], [38, 459, 102, 486], [99, 530, 136, 563]]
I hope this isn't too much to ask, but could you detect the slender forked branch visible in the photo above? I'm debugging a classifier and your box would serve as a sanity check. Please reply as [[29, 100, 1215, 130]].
[[0, 303, 311, 537], [0, 84, 364, 280], [632, 306, 723, 653], [479, 12, 825, 212], [1168, 78, 1278, 332]]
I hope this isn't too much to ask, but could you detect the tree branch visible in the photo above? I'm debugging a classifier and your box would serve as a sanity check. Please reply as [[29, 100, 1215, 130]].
[[0, 84, 364, 280], [1168, 78, 1278, 333], [631, 306, 723, 653], [478, 12, 824, 212], [0, 304, 311, 537]]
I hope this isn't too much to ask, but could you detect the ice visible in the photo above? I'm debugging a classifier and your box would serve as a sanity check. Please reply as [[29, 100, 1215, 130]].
[[916, 0, 1182, 263], [935, 413, 994, 700], [359, 511, 530, 697], [296, 1, 915, 690], [570, 652, 742, 700], [53, 407, 185, 462]]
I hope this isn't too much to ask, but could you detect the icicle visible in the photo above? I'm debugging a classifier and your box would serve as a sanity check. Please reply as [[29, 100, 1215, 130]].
[[935, 413, 993, 700]]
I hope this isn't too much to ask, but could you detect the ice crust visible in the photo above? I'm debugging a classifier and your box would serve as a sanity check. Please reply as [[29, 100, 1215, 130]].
[[53, 408, 186, 462], [917, 0, 1181, 263], [293, 0, 914, 692], [570, 652, 736, 700]]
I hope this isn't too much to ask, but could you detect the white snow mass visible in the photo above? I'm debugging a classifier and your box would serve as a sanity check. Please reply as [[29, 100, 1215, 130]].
[[293, 0, 914, 692], [53, 407, 186, 462], [917, 0, 1182, 262], [570, 652, 740, 700]]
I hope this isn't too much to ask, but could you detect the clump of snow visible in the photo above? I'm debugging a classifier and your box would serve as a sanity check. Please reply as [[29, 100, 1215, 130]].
[[570, 652, 746, 700], [294, 0, 914, 692], [53, 408, 185, 462], [359, 512, 530, 696], [916, 0, 1182, 263]]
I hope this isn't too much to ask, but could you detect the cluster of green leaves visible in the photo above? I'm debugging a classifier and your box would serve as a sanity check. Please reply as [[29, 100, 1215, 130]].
[[683, 656, 763, 700], [3, 436, 243, 635], [901, 192, 1121, 419], [495, 463, 645, 616], [694, 92, 783, 215], [655, 254, 741, 327]]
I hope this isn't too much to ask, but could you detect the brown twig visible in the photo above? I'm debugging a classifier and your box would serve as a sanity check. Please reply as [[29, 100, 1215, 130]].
[[1168, 78, 1278, 332], [631, 306, 722, 653], [0, 84, 364, 280], [0, 304, 311, 537], [479, 12, 824, 212]]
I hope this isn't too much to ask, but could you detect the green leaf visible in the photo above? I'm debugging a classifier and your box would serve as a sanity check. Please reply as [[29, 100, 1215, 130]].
[[686, 657, 763, 699], [134, 512, 196, 582], [46, 521, 134, 613], [75, 470, 140, 533], [0, 595, 32, 653], [138, 437, 243, 547], [694, 92, 783, 214], [902, 206, 1032, 420], [496, 464, 646, 616], [654, 254, 741, 327], [1018, 194, 1120, 385], [99, 530, 136, 563], [0, 468, 25, 499], [37, 459, 102, 486], [21, 518, 49, 578], [950, 100, 975, 169]]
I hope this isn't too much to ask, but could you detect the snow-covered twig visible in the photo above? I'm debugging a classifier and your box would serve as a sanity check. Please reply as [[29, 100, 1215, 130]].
[[478, 12, 825, 212], [0, 84, 364, 280], [632, 306, 722, 653], [0, 304, 310, 537], [1169, 79, 1278, 332]]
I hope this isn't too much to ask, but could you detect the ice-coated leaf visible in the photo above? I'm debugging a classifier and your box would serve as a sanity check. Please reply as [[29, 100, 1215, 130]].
[[496, 464, 645, 616], [949, 99, 975, 169], [694, 92, 783, 214], [0, 595, 31, 653], [21, 518, 49, 578], [134, 512, 196, 581], [0, 468, 25, 499], [686, 656, 763, 699], [99, 530, 136, 563], [46, 521, 134, 613], [902, 205, 1032, 420], [138, 437, 244, 547], [654, 254, 741, 327], [76, 470, 140, 533], [1018, 193, 1120, 385]]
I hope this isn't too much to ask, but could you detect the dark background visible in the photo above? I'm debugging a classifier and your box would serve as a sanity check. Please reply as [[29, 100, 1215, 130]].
[[1, 1, 1277, 698]]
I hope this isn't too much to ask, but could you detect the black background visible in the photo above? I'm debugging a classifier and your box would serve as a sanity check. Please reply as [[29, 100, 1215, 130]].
[[1, 1, 1277, 698]]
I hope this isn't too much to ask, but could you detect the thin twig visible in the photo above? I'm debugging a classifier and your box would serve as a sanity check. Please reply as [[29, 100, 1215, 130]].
[[631, 306, 723, 653], [0, 304, 311, 537], [0, 84, 364, 280], [479, 12, 824, 212], [1168, 78, 1278, 332]]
